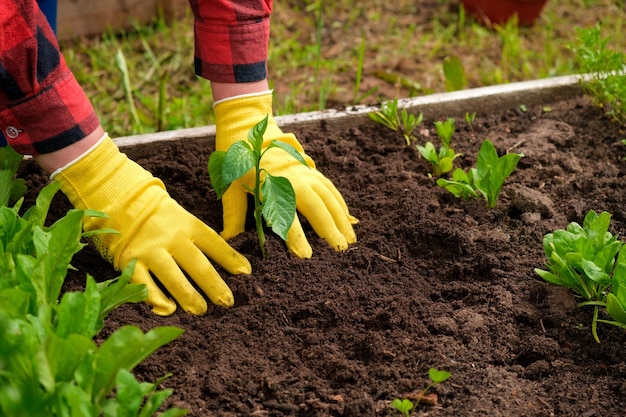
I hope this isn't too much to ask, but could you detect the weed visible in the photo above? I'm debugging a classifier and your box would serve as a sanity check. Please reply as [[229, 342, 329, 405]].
[[569, 23, 626, 124]]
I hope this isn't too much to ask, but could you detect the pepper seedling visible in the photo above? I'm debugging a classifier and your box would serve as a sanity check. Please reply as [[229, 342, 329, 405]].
[[535, 210, 626, 342], [208, 115, 308, 258], [416, 117, 462, 177], [436, 139, 523, 208]]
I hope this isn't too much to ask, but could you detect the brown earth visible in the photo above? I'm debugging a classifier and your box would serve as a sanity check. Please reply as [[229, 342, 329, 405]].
[[20, 94, 626, 416]]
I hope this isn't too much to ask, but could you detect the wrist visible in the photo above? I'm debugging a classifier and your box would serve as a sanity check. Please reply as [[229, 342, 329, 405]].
[[35, 126, 106, 175]]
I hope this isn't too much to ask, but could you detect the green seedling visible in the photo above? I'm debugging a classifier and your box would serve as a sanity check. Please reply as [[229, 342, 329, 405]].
[[390, 398, 413, 417], [368, 98, 423, 146], [569, 23, 626, 124], [464, 112, 477, 129], [535, 210, 626, 342], [390, 368, 451, 416], [416, 118, 462, 177], [208, 115, 308, 259], [437, 139, 522, 208]]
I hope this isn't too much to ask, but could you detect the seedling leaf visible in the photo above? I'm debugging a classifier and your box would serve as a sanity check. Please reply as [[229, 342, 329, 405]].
[[428, 367, 451, 383], [261, 174, 296, 242]]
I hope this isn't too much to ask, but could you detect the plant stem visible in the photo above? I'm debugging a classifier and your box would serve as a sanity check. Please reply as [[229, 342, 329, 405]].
[[254, 164, 267, 259], [592, 305, 600, 343]]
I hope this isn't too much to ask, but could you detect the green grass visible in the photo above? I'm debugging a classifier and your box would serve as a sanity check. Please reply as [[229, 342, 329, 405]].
[[59, 0, 626, 138]]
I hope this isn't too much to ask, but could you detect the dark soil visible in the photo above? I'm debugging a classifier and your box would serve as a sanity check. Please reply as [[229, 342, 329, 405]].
[[21, 95, 626, 416]]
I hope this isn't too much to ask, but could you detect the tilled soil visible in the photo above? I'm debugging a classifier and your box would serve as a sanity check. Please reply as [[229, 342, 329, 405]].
[[22, 95, 626, 416]]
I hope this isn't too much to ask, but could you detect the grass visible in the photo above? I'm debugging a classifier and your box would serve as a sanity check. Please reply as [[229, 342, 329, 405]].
[[59, 0, 626, 138]]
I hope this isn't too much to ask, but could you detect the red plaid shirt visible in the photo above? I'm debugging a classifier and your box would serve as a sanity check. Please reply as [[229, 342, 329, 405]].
[[0, 0, 272, 156]]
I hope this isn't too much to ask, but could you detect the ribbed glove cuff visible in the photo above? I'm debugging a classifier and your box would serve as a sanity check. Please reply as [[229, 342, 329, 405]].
[[214, 91, 303, 152]]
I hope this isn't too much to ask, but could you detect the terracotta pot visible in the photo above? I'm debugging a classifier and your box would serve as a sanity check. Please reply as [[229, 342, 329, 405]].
[[461, 0, 548, 27]]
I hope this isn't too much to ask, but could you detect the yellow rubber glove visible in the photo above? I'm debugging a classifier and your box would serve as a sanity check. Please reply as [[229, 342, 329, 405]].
[[214, 91, 358, 258], [52, 134, 251, 316]]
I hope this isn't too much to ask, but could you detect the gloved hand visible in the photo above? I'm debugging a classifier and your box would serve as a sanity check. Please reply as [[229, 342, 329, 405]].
[[214, 91, 358, 258], [52, 134, 251, 316]]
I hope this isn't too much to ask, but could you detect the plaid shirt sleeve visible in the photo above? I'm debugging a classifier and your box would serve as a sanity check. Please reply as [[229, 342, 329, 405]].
[[189, 0, 272, 83], [0, 0, 99, 156]]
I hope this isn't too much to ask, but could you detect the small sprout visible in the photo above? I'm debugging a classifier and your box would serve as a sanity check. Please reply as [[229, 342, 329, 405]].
[[368, 98, 423, 145], [416, 118, 462, 177], [464, 111, 477, 129], [437, 139, 523, 208], [208, 115, 308, 259], [390, 368, 451, 416], [518, 104, 528, 112]]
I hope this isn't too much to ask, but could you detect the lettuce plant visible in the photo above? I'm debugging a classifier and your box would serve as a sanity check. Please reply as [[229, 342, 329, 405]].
[[0, 168, 186, 416], [208, 115, 308, 259], [535, 210, 626, 343], [436, 139, 523, 208]]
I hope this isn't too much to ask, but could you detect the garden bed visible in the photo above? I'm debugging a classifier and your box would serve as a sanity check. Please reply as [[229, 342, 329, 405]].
[[21, 79, 626, 416]]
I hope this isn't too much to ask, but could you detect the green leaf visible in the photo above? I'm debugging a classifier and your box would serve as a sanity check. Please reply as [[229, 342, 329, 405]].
[[98, 260, 147, 324], [22, 181, 61, 227], [261, 174, 296, 242], [41, 332, 95, 386], [268, 140, 309, 167], [606, 293, 626, 325], [221, 141, 255, 186], [248, 114, 269, 152], [416, 142, 438, 163], [207, 150, 228, 199], [428, 367, 451, 383], [90, 325, 184, 404], [390, 398, 413, 416], [473, 140, 523, 208], [434, 118, 455, 146]]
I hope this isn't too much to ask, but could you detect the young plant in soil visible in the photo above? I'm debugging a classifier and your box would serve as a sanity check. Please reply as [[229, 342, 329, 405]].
[[390, 368, 451, 416], [368, 98, 423, 146], [208, 115, 308, 259], [416, 117, 462, 177], [436, 139, 523, 208], [0, 160, 186, 416], [535, 210, 626, 343], [569, 23, 626, 124]]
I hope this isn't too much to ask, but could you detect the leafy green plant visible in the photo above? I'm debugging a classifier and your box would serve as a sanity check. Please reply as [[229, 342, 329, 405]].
[[0, 145, 27, 207], [368, 98, 423, 146], [416, 118, 462, 177], [569, 23, 626, 124], [0, 177, 186, 416], [208, 115, 308, 259], [437, 139, 523, 208], [535, 210, 626, 343], [390, 368, 451, 416]]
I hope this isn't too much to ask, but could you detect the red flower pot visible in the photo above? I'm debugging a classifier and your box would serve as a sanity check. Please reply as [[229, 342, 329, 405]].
[[461, 0, 548, 27]]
